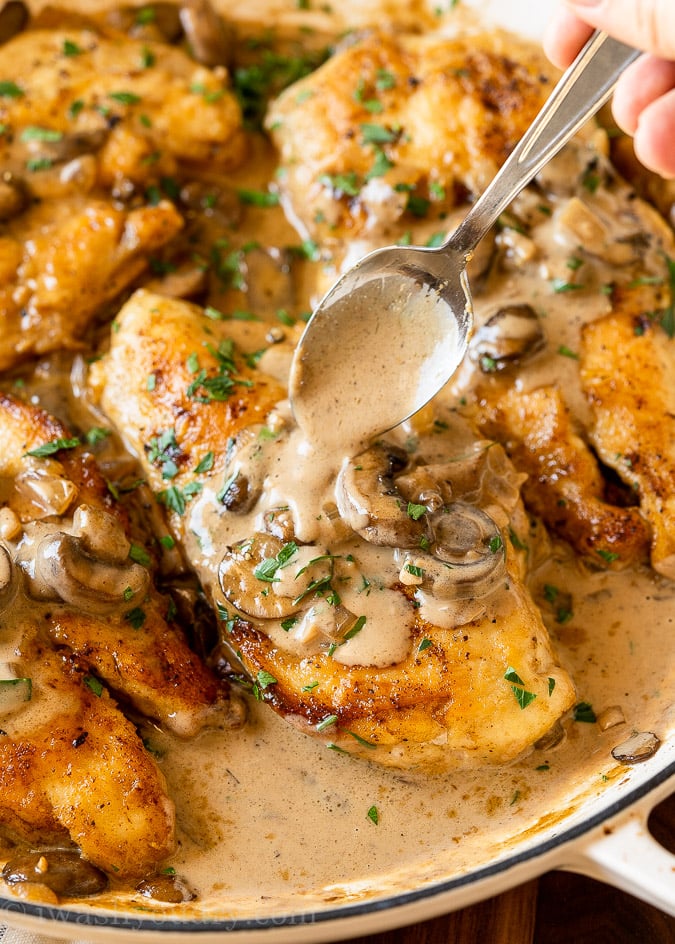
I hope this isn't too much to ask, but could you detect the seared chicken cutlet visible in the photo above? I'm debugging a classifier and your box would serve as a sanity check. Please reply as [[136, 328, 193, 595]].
[[267, 29, 555, 241], [0, 392, 242, 877], [0, 24, 245, 368], [475, 384, 651, 567], [581, 286, 675, 579], [90, 290, 575, 772]]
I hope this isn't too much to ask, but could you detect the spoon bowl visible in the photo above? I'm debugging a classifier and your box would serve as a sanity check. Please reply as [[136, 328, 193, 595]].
[[289, 31, 639, 451], [288, 241, 472, 453]]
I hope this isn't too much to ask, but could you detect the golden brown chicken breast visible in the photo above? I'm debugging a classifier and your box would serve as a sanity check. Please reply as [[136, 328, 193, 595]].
[[0, 391, 242, 878], [0, 22, 246, 368], [90, 290, 576, 773], [267, 28, 556, 241], [581, 286, 675, 579]]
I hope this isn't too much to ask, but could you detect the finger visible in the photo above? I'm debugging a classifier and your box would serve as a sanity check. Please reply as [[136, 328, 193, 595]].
[[543, 7, 594, 68], [612, 55, 675, 134], [563, 0, 675, 60], [632, 87, 675, 178]]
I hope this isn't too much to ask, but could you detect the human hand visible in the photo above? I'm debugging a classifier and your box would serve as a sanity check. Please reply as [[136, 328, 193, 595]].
[[543, 1, 675, 178]]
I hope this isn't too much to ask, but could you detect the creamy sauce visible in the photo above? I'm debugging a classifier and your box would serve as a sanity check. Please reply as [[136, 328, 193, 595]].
[[290, 270, 463, 455], [145, 129, 675, 913], [0, 2, 674, 924]]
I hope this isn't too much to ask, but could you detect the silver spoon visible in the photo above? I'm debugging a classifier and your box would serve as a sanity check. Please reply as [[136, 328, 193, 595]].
[[288, 32, 639, 452]]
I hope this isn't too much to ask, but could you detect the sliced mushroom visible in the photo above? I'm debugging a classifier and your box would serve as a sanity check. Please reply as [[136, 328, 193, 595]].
[[136, 872, 196, 903], [472, 304, 545, 373], [423, 502, 506, 600], [38, 129, 109, 165], [336, 443, 425, 547], [0, 2, 28, 46], [218, 534, 330, 620], [179, 0, 233, 67], [33, 531, 149, 613], [0, 544, 16, 612], [611, 731, 661, 764], [72, 504, 130, 564], [0, 172, 28, 221], [2, 849, 108, 898], [217, 428, 268, 514]]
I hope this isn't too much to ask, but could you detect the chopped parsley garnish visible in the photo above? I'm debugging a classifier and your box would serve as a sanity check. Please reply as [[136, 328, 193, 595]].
[[375, 69, 396, 90], [194, 451, 214, 475], [509, 528, 528, 552], [0, 81, 23, 98], [418, 638, 433, 653], [347, 730, 376, 749], [186, 339, 252, 403], [504, 666, 537, 710], [365, 148, 394, 180], [548, 677, 556, 696], [237, 188, 280, 207], [140, 46, 156, 69], [157, 481, 202, 515], [21, 126, 63, 142], [25, 437, 80, 458], [343, 615, 366, 640], [281, 616, 299, 632], [573, 701, 597, 723], [254, 542, 298, 582], [360, 122, 398, 145], [147, 428, 182, 479], [159, 535, 175, 550], [367, 805, 379, 825], [657, 253, 675, 337], [316, 714, 338, 732], [129, 543, 151, 567], [597, 549, 620, 563], [67, 99, 85, 119], [406, 501, 426, 521], [108, 91, 142, 106], [252, 669, 278, 700], [293, 573, 333, 605], [26, 158, 54, 172], [233, 47, 328, 129], [551, 278, 585, 293], [319, 172, 361, 196], [407, 194, 430, 218], [136, 6, 156, 23], [84, 675, 103, 697], [125, 606, 146, 630], [488, 535, 504, 554], [85, 426, 110, 446], [404, 563, 424, 578], [557, 345, 580, 360], [63, 39, 83, 57]]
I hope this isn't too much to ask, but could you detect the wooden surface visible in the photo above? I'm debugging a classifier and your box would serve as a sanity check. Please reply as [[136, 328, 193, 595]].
[[349, 792, 675, 944]]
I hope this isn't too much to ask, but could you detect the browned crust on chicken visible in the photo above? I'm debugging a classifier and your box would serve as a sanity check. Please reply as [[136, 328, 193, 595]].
[[0, 391, 242, 872], [474, 384, 650, 566], [581, 286, 675, 578], [0, 643, 175, 879], [0, 21, 247, 370], [88, 289, 285, 499], [267, 29, 555, 240]]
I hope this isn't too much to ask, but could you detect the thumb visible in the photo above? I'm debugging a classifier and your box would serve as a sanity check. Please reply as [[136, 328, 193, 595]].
[[564, 0, 675, 60]]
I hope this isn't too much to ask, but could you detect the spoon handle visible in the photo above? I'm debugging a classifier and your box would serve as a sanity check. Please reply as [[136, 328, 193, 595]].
[[446, 31, 639, 255]]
